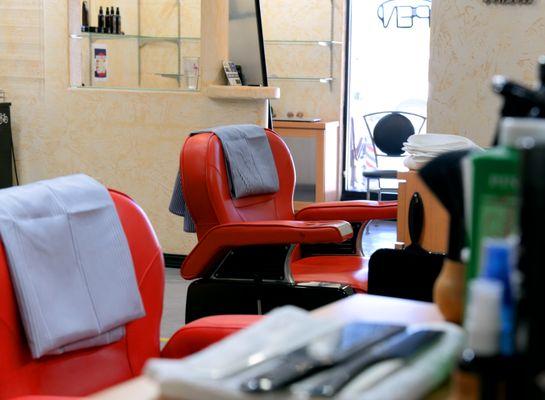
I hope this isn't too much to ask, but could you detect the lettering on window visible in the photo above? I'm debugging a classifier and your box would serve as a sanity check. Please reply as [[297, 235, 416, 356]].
[[377, 0, 431, 29]]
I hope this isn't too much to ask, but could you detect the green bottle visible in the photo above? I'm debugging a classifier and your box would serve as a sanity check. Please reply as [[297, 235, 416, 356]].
[[465, 118, 545, 281]]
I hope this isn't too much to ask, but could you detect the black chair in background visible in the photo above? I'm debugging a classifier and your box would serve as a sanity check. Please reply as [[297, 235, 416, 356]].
[[362, 111, 426, 200]]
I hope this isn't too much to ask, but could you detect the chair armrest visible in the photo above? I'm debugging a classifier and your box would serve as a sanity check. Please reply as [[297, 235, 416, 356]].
[[295, 201, 397, 224], [160, 315, 263, 359], [182, 220, 352, 279], [10, 397, 84, 399]]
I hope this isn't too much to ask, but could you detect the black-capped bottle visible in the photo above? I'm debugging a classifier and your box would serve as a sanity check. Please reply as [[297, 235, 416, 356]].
[[109, 7, 116, 34], [115, 7, 121, 35], [105, 7, 111, 34], [111, 7, 117, 34], [81, 1, 89, 32], [98, 6, 105, 33]]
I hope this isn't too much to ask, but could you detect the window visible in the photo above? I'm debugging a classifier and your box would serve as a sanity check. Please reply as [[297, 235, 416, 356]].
[[343, 0, 431, 196]]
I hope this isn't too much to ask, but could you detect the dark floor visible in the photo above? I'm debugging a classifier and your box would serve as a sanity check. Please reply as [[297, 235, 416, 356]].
[[160, 220, 397, 342]]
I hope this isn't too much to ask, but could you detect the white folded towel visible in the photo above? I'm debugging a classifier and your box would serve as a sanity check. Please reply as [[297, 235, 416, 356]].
[[145, 307, 464, 400], [403, 134, 482, 170], [0, 174, 145, 358], [337, 322, 465, 400]]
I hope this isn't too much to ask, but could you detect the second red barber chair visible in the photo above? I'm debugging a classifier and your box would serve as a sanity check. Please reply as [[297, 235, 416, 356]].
[[180, 129, 397, 322]]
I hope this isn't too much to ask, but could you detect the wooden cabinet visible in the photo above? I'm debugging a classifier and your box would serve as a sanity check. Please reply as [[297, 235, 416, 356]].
[[397, 171, 449, 254], [273, 120, 340, 210]]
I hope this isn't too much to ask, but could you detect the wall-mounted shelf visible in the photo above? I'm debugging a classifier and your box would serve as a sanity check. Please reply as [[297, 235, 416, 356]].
[[205, 85, 280, 100], [156, 73, 186, 79], [262, 3, 339, 93], [71, 35, 341, 46], [268, 77, 333, 83], [264, 40, 342, 46], [71, 33, 200, 43], [69, 1, 201, 92], [70, 85, 199, 93]]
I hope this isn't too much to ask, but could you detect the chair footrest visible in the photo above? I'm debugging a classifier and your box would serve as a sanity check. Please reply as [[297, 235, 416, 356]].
[[185, 279, 355, 323]]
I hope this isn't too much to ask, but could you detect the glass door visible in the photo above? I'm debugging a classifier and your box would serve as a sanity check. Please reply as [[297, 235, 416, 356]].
[[343, 0, 431, 197]]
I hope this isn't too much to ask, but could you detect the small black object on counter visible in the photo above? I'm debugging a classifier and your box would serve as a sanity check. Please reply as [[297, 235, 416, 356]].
[[0, 103, 14, 189]]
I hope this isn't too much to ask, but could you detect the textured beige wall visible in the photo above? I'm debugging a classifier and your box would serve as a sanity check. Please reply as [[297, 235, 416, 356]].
[[0, 0, 267, 255], [428, 0, 545, 146], [0, 0, 344, 255]]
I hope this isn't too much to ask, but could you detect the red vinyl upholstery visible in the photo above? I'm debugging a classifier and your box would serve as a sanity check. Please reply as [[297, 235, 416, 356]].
[[295, 201, 397, 223], [180, 129, 398, 291], [182, 220, 353, 280], [181, 132, 296, 241], [0, 189, 258, 399], [10, 397, 82, 400], [161, 315, 262, 359]]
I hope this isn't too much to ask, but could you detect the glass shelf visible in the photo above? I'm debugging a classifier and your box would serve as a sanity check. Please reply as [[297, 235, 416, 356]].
[[69, 0, 200, 92], [71, 33, 200, 42], [156, 73, 186, 79], [71, 85, 199, 93], [268, 76, 333, 83], [71, 35, 340, 46], [264, 40, 342, 46]]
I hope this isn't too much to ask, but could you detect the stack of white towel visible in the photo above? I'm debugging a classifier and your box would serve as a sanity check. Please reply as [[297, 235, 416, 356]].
[[403, 134, 481, 170]]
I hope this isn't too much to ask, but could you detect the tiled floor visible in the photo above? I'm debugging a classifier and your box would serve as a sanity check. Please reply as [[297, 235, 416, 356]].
[[161, 269, 191, 340], [160, 220, 397, 341]]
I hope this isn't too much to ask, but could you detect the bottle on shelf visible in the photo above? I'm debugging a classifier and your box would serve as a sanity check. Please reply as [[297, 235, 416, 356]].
[[81, 1, 89, 32], [111, 7, 118, 34], [109, 7, 116, 34], [115, 7, 122, 35], [105, 7, 111, 34], [98, 6, 104, 33]]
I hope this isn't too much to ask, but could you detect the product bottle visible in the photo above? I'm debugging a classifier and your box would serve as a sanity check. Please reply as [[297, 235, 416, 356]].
[[109, 7, 116, 34], [535, 56, 545, 116], [81, 1, 89, 32], [465, 118, 545, 282], [105, 7, 111, 34], [98, 6, 105, 33], [481, 239, 518, 356], [111, 7, 118, 34], [453, 279, 502, 399], [115, 7, 121, 35]]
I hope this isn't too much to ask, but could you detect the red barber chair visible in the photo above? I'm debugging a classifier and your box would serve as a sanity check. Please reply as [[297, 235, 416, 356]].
[[180, 129, 397, 322], [0, 189, 260, 400]]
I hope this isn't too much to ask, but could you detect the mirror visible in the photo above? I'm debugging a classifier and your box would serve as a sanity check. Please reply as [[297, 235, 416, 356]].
[[229, 0, 268, 86]]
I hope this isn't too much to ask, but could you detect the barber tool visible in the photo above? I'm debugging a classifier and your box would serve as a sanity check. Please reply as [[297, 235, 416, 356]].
[[306, 330, 444, 398], [240, 322, 405, 393]]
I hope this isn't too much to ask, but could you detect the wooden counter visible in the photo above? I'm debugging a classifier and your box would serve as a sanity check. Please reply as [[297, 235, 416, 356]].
[[273, 120, 340, 210]]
